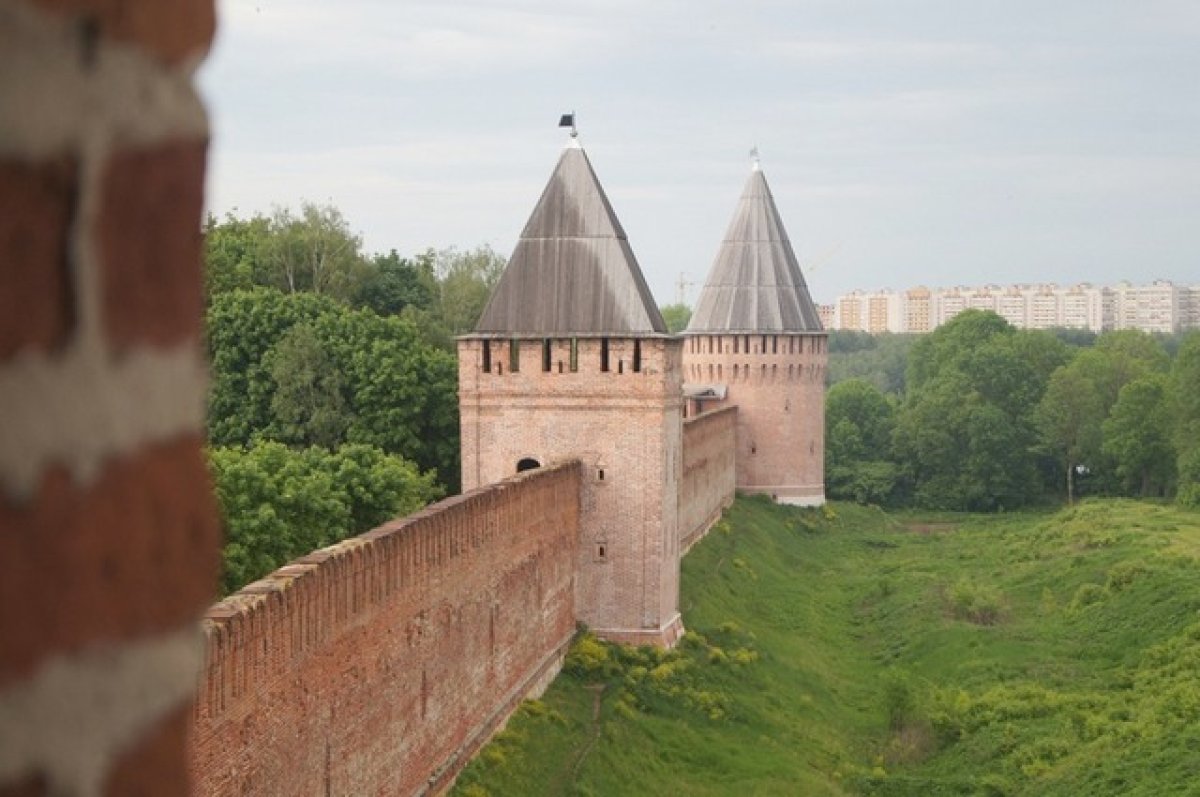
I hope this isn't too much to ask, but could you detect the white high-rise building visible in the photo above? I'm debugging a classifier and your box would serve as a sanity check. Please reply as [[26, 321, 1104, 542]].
[[826, 280, 1194, 334]]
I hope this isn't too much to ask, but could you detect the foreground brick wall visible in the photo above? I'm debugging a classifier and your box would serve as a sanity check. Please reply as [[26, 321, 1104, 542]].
[[0, 2, 217, 794], [189, 463, 580, 797], [680, 407, 737, 552]]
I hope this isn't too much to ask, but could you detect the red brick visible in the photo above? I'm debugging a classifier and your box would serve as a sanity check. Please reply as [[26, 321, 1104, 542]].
[[458, 336, 684, 638], [682, 332, 826, 503], [0, 158, 76, 358], [29, 0, 216, 66], [104, 704, 190, 797], [0, 435, 221, 688], [97, 141, 207, 348], [189, 466, 579, 797]]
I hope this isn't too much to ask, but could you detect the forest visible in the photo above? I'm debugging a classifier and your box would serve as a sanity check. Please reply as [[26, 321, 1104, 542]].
[[202, 202, 1200, 592], [825, 319, 1200, 510], [203, 203, 498, 591]]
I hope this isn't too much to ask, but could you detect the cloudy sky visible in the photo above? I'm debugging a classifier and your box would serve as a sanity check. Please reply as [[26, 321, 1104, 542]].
[[199, 0, 1200, 306]]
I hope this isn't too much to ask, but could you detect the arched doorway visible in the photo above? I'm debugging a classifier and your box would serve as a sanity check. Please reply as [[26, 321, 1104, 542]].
[[516, 457, 541, 473]]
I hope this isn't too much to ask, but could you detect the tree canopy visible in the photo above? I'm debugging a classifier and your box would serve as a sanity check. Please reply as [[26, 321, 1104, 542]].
[[202, 204, 505, 592], [830, 312, 1200, 510]]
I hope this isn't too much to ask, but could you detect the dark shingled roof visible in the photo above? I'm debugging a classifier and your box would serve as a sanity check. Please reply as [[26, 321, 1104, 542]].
[[474, 145, 667, 335], [686, 167, 823, 333]]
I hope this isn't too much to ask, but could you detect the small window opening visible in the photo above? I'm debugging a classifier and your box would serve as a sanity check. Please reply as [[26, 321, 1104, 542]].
[[516, 457, 541, 473], [541, 339, 551, 372], [761, 335, 768, 353], [633, 340, 642, 372], [743, 335, 750, 354], [733, 336, 740, 354], [600, 338, 610, 372], [598, 468, 605, 481], [481, 341, 491, 373], [509, 339, 520, 372], [618, 360, 624, 374], [557, 361, 564, 373], [772, 336, 778, 354], [595, 542, 608, 562], [750, 443, 757, 455], [570, 338, 579, 372]]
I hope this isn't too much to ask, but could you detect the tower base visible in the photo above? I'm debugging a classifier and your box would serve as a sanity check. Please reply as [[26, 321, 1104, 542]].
[[740, 485, 826, 507], [591, 613, 685, 649]]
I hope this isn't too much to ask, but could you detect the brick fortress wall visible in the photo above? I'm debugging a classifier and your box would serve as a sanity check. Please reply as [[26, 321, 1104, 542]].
[[684, 333, 827, 505], [0, 1, 219, 794], [188, 463, 581, 797], [680, 406, 737, 551]]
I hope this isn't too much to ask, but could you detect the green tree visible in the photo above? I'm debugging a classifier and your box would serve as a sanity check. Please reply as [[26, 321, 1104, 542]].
[[893, 312, 1042, 510], [206, 288, 460, 489], [259, 201, 369, 301], [209, 442, 441, 593], [266, 323, 351, 449], [203, 211, 270, 300], [1170, 333, 1200, 506], [436, 245, 506, 336], [826, 332, 916, 395], [825, 379, 899, 504], [1102, 374, 1176, 496], [660, 303, 692, 334], [1034, 364, 1105, 504], [353, 249, 437, 316]]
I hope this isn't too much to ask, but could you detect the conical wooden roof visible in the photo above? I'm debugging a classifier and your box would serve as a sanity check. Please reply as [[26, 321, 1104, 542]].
[[474, 144, 667, 335], [687, 167, 822, 333]]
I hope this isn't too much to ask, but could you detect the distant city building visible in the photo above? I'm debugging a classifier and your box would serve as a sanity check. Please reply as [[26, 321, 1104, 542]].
[[825, 280, 1199, 335], [834, 290, 902, 334]]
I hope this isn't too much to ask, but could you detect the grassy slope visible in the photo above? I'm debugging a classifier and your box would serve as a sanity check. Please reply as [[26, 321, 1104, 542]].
[[451, 497, 1200, 796]]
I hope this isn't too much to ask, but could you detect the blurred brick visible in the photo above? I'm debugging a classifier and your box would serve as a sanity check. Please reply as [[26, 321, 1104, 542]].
[[0, 158, 76, 358], [0, 774, 47, 797], [97, 141, 206, 348], [30, 0, 215, 65], [0, 435, 221, 688], [104, 704, 190, 797]]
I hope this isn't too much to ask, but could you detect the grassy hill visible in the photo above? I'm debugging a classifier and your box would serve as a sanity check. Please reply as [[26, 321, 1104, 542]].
[[451, 497, 1200, 796]]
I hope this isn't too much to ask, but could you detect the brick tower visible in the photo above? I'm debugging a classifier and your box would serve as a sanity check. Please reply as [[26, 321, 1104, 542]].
[[458, 135, 685, 647], [683, 155, 827, 505]]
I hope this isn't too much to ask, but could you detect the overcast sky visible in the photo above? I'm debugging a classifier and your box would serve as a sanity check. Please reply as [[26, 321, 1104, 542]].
[[199, 0, 1200, 306]]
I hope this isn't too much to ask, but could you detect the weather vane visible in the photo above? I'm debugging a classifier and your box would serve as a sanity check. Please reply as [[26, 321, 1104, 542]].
[[559, 111, 578, 139]]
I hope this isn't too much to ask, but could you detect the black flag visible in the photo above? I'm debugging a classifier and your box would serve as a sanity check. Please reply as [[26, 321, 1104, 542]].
[[558, 113, 575, 128]]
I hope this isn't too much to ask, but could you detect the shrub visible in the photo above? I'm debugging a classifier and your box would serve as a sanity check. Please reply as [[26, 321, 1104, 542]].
[[563, 633, 617, 680], [948, 578, 1004, 625], [1069, 583, 1106, 612]]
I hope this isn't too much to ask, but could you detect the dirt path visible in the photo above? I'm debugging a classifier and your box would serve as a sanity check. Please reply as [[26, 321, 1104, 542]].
[[547, 684, 606, 795]]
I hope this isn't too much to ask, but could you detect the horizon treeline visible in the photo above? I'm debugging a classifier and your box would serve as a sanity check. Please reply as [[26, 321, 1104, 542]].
[[825, 314, 1200, 510], [203, 202, 502, 591]]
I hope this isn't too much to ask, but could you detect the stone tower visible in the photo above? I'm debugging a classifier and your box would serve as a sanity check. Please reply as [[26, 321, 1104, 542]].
[[458, 138, 685, 647], [683, 157, 827, 505]]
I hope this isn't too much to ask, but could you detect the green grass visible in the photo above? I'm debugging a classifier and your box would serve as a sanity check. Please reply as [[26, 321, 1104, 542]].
[[451, 497, 1200, 796]]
